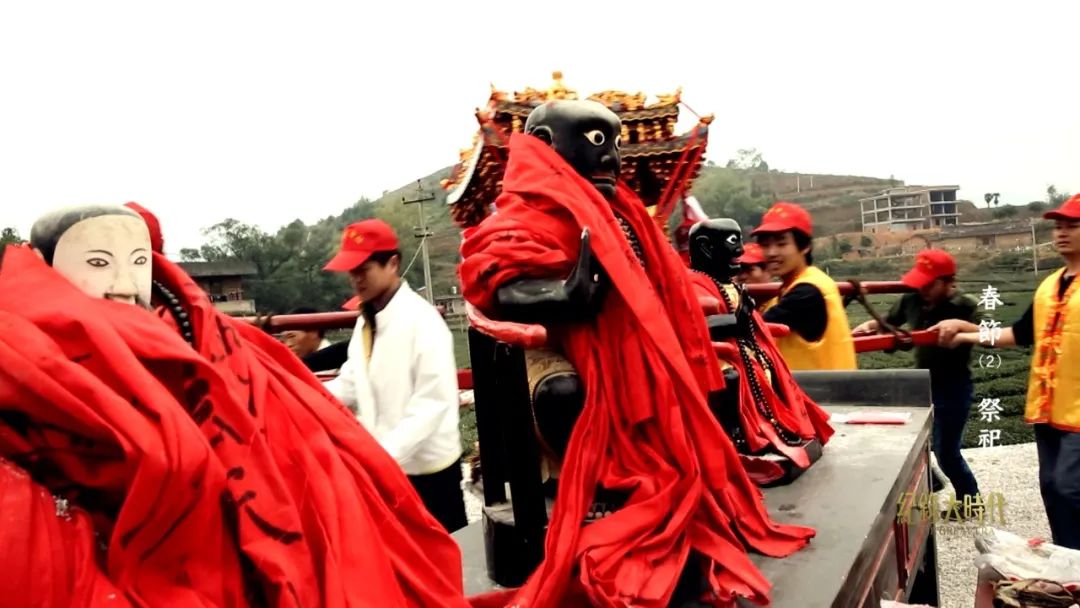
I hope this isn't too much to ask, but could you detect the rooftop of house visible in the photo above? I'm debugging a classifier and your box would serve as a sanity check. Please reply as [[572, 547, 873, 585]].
[[860, 185, 960, 202], [179, 260, 258, 278]]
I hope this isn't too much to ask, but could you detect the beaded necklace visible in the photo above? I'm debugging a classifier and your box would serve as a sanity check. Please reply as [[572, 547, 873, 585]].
[[615, 215, 645, 267], [153, 280, 195, 346], [696, 271, 804, 447]]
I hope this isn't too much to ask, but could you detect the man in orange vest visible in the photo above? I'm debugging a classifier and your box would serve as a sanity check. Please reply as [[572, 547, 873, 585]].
[[943, 194, 1080, 548], [755, 201, 857, 370]]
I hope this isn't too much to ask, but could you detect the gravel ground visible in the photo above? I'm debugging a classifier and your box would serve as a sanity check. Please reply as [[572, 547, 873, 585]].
[[935, 442, 1048, 608], [460, 443, 1048, 608], [463, 462, 482, 523]]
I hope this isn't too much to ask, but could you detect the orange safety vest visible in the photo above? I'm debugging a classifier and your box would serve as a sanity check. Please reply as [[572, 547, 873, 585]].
[[1025, 268, 1080, 430], [763, 266, 857, 370]]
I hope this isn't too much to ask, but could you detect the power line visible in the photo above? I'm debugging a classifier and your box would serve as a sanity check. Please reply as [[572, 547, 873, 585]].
[[402, 180, 436, 304]]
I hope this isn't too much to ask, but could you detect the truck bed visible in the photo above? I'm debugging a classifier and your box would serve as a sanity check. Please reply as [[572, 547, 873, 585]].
[[455, 371, 936, 607]]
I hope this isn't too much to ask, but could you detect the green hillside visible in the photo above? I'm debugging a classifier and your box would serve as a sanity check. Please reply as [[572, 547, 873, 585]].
[[282, 164, 1048, 311], [361, 168, 460, 299]]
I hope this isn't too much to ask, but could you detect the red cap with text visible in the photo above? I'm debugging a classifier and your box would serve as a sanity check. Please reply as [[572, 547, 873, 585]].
[[736, 242, 766, 265], [751, 201, 813, 237], [1044, 194, 1080, 221], [901, 249, 957, 290], [324, 219, 399, 272]]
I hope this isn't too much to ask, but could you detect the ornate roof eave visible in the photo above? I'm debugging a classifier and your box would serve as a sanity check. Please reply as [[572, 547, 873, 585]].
[[445, 135, 486, 207], [622, 124, 710, 159], [489, 98, 682, 121], [443, 73, 712, 228]]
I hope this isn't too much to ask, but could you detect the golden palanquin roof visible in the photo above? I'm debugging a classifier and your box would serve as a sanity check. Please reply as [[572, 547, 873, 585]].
[[442, 71, 713, 229]]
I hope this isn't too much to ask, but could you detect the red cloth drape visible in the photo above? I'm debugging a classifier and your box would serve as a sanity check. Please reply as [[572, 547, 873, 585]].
[[458, 133, 815, 607], [688, 273, 834, 467], [0, 245, 468, 607]]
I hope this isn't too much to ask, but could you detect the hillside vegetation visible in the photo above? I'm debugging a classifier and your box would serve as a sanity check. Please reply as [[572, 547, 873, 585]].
[[170, 157, 1065, 322]]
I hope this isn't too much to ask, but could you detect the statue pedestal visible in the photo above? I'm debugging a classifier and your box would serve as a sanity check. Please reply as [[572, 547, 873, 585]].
[[759, 438, 823, 488], [467, 327, 549, 587]]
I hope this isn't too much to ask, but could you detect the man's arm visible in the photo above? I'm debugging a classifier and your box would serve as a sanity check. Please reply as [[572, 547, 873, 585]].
[[927, 295, 984, 345], [322, 328, 378, 429], [942, 300, 1034, 349], [324, 356, 358, 408], [762, 284, 827, 342], [852, 295, 909, 335], [947, 327, 1017, 348], [375, 319, 459, 464], [1010, 302, 1036, 347]]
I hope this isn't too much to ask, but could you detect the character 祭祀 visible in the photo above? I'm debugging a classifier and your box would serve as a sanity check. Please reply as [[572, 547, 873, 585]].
[[459, 100, 814, 607], [688, 219, 833, 485], [0, 204, 469, 607]]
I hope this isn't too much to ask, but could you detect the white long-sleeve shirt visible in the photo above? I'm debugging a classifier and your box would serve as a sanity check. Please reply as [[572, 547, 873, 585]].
[[325, 281, 462, 475]]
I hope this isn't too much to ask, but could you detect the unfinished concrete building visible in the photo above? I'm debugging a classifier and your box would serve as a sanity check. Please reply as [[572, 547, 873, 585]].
[[859, 185, 961, 233]]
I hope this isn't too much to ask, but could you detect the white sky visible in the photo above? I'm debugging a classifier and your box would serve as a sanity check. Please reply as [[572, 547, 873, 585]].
[[1, 1, 1077, 257]]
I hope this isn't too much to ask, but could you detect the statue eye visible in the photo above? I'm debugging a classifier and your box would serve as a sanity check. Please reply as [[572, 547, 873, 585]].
[[583, 130, 606, 146], [86, 257, 109, 268], [134, 255, 148, 265], [726, 235, 739, 245], [614, 135, 622, 149]]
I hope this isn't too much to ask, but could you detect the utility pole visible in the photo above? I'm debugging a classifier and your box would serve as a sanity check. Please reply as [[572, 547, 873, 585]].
[[402, 180, 436, 304], [1031, 217, 1039, 278]]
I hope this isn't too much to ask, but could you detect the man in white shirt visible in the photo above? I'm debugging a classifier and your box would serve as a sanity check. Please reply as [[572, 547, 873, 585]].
[[322, 219, 467, 533]]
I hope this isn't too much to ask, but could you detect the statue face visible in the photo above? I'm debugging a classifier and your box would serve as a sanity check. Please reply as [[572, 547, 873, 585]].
[[689, 219, 744, 281], [525, 100, 622, 199], [51, 214, 152, 306]]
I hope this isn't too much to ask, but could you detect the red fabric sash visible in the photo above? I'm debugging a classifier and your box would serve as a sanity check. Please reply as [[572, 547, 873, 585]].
[[458, 133, 814, 607], [688, 273, 834, 467], [0, 245, 468, 607]]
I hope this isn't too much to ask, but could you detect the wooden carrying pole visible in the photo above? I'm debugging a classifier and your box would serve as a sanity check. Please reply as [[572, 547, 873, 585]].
[[246, 282, 917, 341], [745, 280, 914, 300]]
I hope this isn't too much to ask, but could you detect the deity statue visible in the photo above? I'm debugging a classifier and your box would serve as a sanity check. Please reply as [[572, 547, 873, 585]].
[[0, 204, 469, 607], [688, 219, 833, 484], [29, 205, 153, 305], [459, 100, 814, 607]]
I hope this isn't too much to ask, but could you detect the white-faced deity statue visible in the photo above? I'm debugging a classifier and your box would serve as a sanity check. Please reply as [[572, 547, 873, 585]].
[[30, 205, 152, 307]]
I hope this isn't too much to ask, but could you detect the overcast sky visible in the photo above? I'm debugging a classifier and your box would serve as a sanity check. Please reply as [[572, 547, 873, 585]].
[[1, 1, 1077, 257]]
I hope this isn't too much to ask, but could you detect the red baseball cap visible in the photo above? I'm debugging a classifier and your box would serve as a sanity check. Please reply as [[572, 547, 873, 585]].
[[324, 219, 400, 272], [751, 201, 813, 237], [736, 242, 765, 265], [901, 249, 957, 290], [1044, 194, 1080, 221], [342, 296, 361, 310]]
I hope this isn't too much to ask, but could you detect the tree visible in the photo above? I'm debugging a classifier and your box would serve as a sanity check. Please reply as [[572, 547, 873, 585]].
[[725, 148, 770, 172], [0, 227, 23, 247], [1048, 185, 1072, 206], [0, 227, 25, 265], [992, 206, 1019, 219], [691, 167, 774, 231], [182, 218, 352, 314], [1027, 201, 1048, 212]]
